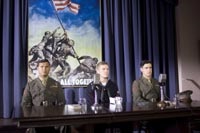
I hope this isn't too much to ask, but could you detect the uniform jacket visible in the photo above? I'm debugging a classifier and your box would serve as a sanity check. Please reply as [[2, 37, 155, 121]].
[[85, 80, 119, 106], [21, 77, 66, 106], [132, 76, 160, 104]]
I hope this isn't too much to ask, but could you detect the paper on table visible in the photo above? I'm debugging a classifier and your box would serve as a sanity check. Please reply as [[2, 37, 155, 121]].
[[67, 104, 81, 111], [109, 104, 116, 112], [109, 97, 116, 104]]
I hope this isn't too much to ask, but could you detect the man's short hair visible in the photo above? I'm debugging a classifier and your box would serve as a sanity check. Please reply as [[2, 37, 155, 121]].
[[96, 61, 109, 69], [37, 59, 50, 67], [140, 60, 152, 67]]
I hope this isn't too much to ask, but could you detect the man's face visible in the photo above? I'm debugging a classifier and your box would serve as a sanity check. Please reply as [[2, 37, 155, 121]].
[[140, 63, 152, 78], [37, 62, 50, 78], [97, 64, 109, 79]]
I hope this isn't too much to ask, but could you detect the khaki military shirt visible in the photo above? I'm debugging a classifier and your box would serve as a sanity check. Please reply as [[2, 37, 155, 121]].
[[132, 77, 160, 104], [21, 77, 66, 106]]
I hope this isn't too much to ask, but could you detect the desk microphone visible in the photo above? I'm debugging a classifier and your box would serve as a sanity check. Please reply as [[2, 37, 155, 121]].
[[93, 73, 100, 85], [91, 73, 102, 111], [157, 74, 167, 109], [159, 74, 167, 86], [92, 74, 100, 91]]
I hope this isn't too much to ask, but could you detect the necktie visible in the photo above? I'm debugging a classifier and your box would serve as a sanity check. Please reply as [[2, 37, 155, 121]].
[[148, 79, 153, 88], [42, 79, 47, 86], [101, 86, 109, 103]]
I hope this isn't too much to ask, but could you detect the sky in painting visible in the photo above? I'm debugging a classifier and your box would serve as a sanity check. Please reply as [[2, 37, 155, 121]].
[[28, 0, 102, 78], [29, 0, 100, 29], [28, 0, 101, 47]]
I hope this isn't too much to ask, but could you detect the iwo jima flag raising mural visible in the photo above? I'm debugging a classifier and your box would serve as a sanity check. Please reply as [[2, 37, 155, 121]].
[[28, 0, 102, 87]]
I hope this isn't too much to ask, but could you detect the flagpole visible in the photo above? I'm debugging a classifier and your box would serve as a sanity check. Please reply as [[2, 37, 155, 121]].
[[50, 0, 81, 64], [50, 0, 67, 34]]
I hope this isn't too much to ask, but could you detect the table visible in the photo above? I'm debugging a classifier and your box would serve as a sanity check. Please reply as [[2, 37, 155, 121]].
[[13, 101, 200, 132]]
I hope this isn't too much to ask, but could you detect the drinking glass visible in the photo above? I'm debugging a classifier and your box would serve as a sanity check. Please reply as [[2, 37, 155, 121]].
[[115, 97, 123, 112], [78, 98, 87, 113]]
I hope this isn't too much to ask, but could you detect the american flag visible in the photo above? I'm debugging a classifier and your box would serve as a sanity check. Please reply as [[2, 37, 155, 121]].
[[52, 0, 80, 14]]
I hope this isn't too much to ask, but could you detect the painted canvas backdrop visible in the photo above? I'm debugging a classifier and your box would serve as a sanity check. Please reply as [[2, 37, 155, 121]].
[[28, 0, 102, 87]]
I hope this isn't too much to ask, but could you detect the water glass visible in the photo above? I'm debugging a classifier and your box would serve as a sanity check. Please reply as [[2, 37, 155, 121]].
[[78, 98, 87, 113], [42, 100, 48, 106], [115, 97, 123, 105], [115, 97, 123, 111]]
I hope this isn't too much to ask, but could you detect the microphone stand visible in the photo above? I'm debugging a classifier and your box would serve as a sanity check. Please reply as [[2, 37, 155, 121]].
[[157, 82, 167, 109], [91, 83, 102, 112]]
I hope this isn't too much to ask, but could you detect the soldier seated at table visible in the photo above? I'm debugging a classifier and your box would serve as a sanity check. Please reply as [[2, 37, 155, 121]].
[[84, 61, 132, 133], [132, 60, 175, 133], [85, 61, 119, 106], [132, 60, 160, 104], [21, 59, 66, 133]]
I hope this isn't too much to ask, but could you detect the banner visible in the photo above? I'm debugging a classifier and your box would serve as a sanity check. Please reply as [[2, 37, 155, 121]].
[[28, 0, 102, 87]]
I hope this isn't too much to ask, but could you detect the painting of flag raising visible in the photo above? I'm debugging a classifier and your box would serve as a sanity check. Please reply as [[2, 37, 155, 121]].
[[28, 0, 102, 87]]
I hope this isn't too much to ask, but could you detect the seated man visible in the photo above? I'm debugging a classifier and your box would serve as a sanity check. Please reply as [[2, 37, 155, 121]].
[[132, 60, 160, 104], [85, 61, 119, 106], [85, 61, 132, 133], [132, 60, 161, 132], [21, 59, 66, 133]]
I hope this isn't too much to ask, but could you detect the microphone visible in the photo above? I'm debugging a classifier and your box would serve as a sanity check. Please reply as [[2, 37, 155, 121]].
[[157, 74, 167, 108], [93, 73, 100, 85], [159, 74, 167, 86], [91, 74, 100, 90], [91, 73, 102, 111]]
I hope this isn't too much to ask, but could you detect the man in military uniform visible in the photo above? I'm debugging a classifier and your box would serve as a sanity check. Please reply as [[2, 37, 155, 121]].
[[132, 60, 160, 104], [22, 59, 66, 106], [21, 59, 66, 133]]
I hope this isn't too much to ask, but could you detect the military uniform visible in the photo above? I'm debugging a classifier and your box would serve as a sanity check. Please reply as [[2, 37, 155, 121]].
[[85, 80, 119, 106], [21, 77, 66, 106], [132, 76, 160, 104], [85, 80, 128, 133]]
